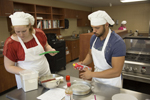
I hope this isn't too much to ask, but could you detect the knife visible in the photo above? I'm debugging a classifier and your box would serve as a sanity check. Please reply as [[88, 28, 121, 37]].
[[39, 51, 59, 55]]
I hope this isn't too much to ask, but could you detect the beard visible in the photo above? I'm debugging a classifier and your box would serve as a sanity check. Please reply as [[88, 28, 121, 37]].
[[94, 25, 105, 38]]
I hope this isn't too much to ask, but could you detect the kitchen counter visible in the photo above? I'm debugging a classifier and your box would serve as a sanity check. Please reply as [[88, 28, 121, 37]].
[[6, 75, 150, 100]]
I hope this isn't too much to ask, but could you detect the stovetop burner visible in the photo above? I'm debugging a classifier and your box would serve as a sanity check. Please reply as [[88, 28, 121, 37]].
[[125, 53, 150, 63]]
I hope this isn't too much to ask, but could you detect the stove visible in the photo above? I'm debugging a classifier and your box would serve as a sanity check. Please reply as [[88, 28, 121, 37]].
[[122, 37, 150, 94], [125, 53, 150, 63], [123, 53, 150, 77]]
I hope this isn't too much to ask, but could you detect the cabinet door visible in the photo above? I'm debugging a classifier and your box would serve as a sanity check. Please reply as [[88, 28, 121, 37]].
[[0, 57, 16, 93], [65, 9, 82, 19], [65, 9, 75, 18], [77, 11, 90, 27], [0, 0, 13, 16], [79, 33, 94, 78], [71, 40, 79, 60], [65, 40, 79, 60]]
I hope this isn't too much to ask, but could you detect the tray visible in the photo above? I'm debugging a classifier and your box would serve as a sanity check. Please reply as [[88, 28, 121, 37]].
[[71, 81, 91, 95]]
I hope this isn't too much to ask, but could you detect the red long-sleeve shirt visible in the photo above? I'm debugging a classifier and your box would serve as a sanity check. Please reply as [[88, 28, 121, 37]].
[[3, 28, 47, 62]]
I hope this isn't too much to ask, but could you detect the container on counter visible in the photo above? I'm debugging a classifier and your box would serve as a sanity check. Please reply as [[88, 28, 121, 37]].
[[65, 82, 73, 100], [19, 69, 39, 92], [66, 75, 70, 82]]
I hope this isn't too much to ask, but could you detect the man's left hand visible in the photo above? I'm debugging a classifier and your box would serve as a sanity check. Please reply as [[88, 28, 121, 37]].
[[80, 67, 92, 80]]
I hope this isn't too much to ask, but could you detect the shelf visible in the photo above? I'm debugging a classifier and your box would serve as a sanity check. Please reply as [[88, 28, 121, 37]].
[[43, 28, 60, 30], [13, 2, 35, 13], [36, 12, 51, 14], [7, 2, 66, 35], [36, 5, 51, 13], [36, 13, 51, 19], [53, 15, 64, 19], [52, 13, 64, 15], [52, 19, 64, 20], [52, 7, 64, 15]]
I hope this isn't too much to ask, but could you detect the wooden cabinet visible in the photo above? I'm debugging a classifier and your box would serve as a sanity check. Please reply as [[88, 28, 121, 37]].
[[0, 57, 16, 93], [52, 7, 65, 28], [0, 0, 13, 16], [65, 9, 91, 27], [77, 11, 91, 27], [7, 1, 65, 35], [7, 1, 91, 34], [66, 39, 79, 60], [65, 9, 82, 19], [79, 33, 94, 78]]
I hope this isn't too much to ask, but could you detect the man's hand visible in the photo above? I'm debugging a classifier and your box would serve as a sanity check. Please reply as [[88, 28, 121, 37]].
[[73, 61, 84, 70], [80, 67, 92, 80]]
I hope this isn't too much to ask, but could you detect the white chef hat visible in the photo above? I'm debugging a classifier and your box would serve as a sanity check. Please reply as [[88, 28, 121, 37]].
[[121, 20, 127, 24], [88, 10, 114, 26], [9, 12, 35, 26]]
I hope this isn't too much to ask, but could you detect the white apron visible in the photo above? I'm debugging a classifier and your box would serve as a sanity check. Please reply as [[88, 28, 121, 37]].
[[123, 27, 126, 30], [92, 29, 122, 88], [15, 33, 51, 89]]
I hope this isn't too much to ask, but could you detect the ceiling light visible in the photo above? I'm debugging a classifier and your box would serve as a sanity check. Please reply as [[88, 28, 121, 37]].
[[120, 0, 148, 3]]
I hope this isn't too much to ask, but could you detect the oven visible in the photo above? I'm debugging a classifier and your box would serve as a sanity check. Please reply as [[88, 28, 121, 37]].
[[122, 36, 150, 94]]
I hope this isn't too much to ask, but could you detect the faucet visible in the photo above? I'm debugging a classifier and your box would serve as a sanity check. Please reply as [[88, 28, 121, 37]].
[[72, 31, 76, 37]]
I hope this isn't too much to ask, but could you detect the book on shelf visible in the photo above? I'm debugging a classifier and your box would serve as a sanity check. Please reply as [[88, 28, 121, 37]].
[[48, 20, 51, 28], [53, 20, 60, 28], [37, 20, 52, 29], [37, 20, 43, 29]]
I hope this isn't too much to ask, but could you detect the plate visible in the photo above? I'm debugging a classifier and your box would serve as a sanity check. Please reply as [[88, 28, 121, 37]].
[[112, 93, 138, 100]]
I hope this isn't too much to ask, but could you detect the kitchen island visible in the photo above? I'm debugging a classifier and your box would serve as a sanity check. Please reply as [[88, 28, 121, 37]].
[[6, 75, 150, 100]]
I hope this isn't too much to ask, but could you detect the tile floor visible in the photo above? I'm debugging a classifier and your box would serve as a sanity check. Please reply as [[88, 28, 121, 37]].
[[0, 59, 79, 100]]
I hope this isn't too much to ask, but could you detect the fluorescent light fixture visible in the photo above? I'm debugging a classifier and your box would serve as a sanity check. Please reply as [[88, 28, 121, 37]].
[[120, 0, 148, 3]]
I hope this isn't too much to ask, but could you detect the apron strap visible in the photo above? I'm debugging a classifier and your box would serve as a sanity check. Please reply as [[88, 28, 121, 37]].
[[102, 28, 111, 52], [32, 33, 41, 46], [18, 36, 27, 50]]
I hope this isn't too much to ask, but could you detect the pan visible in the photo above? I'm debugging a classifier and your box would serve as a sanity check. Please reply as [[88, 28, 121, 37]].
[[71, 81, 91, 95]]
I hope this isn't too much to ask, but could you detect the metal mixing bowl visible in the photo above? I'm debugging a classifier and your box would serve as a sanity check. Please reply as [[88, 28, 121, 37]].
[[39, 74, 61, 89], [41, 79, 60, 89]]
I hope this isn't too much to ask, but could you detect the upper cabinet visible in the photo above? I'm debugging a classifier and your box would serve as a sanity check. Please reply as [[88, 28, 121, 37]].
[[6, 1, 91, 34], [7, 2, 66, 34], [0, 0, 13, 16], [65, 9, 82, 19], [13, 2, 36, 28], [77, 11, 91, 27], [65, 8, 91, 27], [52, 7, 65, 28]]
